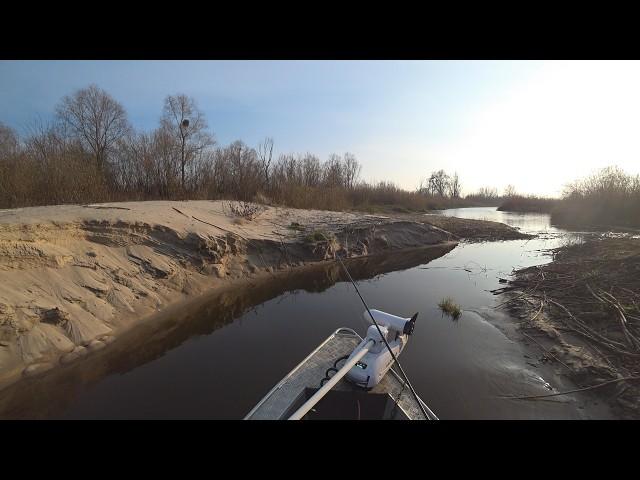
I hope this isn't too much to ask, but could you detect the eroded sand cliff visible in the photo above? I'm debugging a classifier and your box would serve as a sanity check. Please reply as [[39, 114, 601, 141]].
[[0, 200, 460, 387]]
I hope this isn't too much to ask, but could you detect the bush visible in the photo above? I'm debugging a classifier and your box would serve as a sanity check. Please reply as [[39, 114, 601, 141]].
[[224, 201, 265, 220], [498, 196, 558, 213], [551, 167, 640, 228]]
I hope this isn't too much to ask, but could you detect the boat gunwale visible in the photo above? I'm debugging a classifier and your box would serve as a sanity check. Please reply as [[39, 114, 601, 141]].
[[244, 327, 435, 420], [388, 367, 438, 420], [243, 327, 359, 419]]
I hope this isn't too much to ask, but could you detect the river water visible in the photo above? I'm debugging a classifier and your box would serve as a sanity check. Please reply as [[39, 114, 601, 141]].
[[0, 207, 617, 419]]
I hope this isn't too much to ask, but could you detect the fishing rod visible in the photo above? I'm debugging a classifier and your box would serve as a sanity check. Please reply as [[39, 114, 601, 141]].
[[335, 254, 435, 420]]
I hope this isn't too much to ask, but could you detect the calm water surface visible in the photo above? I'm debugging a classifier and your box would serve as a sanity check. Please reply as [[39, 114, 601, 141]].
[[0, 207, 616, 419]]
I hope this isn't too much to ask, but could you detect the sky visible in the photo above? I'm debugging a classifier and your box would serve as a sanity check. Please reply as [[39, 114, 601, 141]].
[[1, 60, 639, 197]]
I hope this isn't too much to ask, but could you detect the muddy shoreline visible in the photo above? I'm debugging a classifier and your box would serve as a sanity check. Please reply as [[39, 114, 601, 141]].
[[495, 237, 640, 419]]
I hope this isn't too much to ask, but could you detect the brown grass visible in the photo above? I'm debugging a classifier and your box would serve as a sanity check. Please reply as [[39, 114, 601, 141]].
[[495, 237, 640, 417], [552, 167, 640, 228]]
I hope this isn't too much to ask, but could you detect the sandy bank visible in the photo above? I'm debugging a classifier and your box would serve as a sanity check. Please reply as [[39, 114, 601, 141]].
[[0, 242, 458, 418], [389, 212, 534, 242], [0, 200, 464, 389]]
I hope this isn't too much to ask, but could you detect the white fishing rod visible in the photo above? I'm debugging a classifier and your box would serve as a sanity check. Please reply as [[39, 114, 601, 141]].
[[288, 337, 376, 420]]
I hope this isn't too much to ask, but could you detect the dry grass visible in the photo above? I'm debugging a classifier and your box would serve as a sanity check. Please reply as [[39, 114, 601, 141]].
[[287, 222, 304, 231], [224, 201, 265, 220], [494, 237, 640, 416], [303, 230, 332, 243]]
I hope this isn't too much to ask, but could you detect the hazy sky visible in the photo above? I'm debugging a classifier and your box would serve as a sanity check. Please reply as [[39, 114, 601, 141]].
[[1, 60, 639, 197]]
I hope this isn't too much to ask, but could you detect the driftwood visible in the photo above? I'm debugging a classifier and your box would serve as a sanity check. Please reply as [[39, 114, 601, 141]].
[[499, 376, 640, 401], [522, 330, 574, 372], [172, 207, 189, 217], [83, 205, 131, 210]]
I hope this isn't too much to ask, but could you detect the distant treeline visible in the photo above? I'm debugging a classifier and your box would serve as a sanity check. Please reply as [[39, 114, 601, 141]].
[[0, 84, 499, 212], [498, 196, 558, 214], [497, 167, 640, 229]]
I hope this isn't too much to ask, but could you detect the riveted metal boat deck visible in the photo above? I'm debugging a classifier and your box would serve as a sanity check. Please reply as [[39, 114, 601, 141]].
[[244, 328, 430, 420]]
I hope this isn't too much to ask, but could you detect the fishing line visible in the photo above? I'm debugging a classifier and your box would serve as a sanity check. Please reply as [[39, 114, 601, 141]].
[[335, 254, 435, 420]]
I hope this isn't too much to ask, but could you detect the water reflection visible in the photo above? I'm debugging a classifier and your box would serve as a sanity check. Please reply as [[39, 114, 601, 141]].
[[439, 206, 562, 235], [0, 208, 617, 419], [0, 244, 455, 419]]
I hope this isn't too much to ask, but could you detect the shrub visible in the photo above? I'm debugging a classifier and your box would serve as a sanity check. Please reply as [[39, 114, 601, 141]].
[[551, 167, 640, 228], [225, 201, 265, 220]]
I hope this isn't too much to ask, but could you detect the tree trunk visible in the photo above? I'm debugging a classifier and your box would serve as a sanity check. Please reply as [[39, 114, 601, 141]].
[[181, 136, 186, 194]]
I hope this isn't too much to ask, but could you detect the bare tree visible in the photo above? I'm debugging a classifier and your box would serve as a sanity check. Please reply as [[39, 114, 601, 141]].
[[161, 94, 214, 193], [56, 84, 130, 172], [0, 122, 20, 207], [503, 184, 517, 198], [301, 154, 322, 187], [7, 84, 500, 213], [0, 122, 19, 158], [257, 137, 274, 187], [448, 172, 462, 198], [428, 169, 450, 197], [323, 154, 344, 187], [343, 152, 362, 189], [417, 176, 429, 195], [477, 186, 499, 199], [112, 131, 160, 197]]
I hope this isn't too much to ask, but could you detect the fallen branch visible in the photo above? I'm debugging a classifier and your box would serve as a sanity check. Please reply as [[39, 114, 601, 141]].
[[522, 331, 573, 372], [499, 376, 640, 400], [191, 215, 248, 240], [83, 205, 131, 210], [172, 207, 189, 217]]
